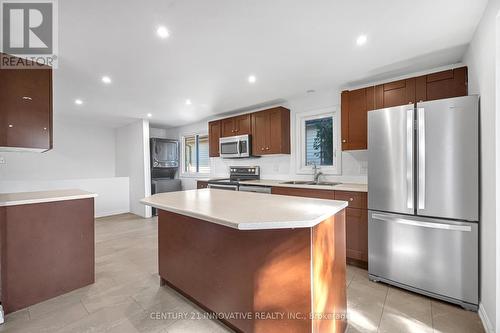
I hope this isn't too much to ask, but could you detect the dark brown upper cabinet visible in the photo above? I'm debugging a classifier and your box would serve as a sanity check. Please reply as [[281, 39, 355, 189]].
[[341, 88, 368, 151], [221, 114, 251, 137], [251, 107, 290, 156], [207, 107, 290, 157], [208, 120, 222, 157], [0, 53, 53, 152], [341, 66, 468, 151]]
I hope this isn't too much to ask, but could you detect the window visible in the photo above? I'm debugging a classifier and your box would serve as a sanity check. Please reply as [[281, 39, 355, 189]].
[[305, 117, 334, 166], [296, 108, 341, 174], [182, 134, 210, 175]]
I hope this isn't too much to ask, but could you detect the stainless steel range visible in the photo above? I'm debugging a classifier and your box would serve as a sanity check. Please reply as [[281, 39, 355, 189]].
[[207, 166, 262, 191]]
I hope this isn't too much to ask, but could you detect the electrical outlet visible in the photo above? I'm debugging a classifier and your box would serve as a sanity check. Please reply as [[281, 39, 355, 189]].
[[0, 156, 5, 164]]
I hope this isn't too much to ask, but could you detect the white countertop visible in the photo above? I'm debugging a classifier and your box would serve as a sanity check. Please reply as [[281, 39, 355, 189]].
[[238, 179, 368, 192], [0, 189, 97, 207], [141, 188, 348, 230]]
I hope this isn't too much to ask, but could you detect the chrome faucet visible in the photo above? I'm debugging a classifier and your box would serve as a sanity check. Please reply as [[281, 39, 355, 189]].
[[311, 162, 323, 184]]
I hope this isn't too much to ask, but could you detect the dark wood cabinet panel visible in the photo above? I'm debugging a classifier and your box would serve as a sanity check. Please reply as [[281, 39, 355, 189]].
[[426, 66, 467, 101], [334, 191, 367, 210], [0, 54, 52, 151], [235, 114, 251, 135], [208, 107, 289, 157], [208, 120, 221, 157], [270, 186, 368, 267], [415, 75, 427, 102], [271, 186, 335, 200], [341, 88, 368, 150], [345, 208, 368, 264], [197, 181, 208, 189], [221, 118, 235, 137], [220, 114, 251, 137], [341, 66, 467, 151], [252, 107, 290, 156], [251, 110, 269, 154]]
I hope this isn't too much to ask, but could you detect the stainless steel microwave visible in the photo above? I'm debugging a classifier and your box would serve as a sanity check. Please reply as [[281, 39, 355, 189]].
[[219, 134, 251, 158]]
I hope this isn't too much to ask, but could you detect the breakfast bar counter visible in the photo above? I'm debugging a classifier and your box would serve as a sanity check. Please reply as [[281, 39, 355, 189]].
[[141, 189, 348, 333]]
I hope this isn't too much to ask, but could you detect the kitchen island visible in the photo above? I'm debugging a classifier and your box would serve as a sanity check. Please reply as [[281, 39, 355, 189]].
[[141, 189, 348, 333], [0, 189, 96, 314]]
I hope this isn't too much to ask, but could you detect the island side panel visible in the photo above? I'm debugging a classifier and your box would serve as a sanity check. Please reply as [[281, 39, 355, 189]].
[[158, 210, 312, 333], [312, 210, 347, 333], [2, 198, 95, 313]]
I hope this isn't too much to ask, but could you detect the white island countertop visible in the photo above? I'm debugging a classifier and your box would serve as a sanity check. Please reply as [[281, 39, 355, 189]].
[[141, 188, 348, 230], [0, 189, 97, 207]]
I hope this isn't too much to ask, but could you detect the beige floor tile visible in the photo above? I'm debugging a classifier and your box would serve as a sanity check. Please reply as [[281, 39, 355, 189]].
[[431, 300, 484, 333], [0, 214, 485, 333], [3, 301, 88, 333], [54, 300, 144, 333]]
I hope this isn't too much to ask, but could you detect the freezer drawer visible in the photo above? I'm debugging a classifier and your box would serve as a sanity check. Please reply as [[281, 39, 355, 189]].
[[368, 211, 478, 307]]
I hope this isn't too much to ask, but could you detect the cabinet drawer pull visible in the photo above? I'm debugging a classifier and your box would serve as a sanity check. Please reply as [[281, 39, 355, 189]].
[[342, 139, 347, 143], [22, 96, 32, 101], [266, 147, 270, 150], [350, 198, 354, 201], [8, 124, 13, 128], [261, 148, 265, 151]]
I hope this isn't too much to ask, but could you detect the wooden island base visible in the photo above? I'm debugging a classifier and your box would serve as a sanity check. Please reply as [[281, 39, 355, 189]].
[[158, 209, 347, 333]]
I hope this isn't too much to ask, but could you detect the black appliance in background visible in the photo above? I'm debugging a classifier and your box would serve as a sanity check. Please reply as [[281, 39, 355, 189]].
[[150, 138, 181, 215]]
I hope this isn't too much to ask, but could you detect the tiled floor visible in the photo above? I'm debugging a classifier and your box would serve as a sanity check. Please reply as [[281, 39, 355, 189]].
[[0, 213, 484, 333]]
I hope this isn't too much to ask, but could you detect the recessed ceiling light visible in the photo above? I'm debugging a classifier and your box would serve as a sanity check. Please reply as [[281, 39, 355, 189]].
[[147, 113, 152, 118], [248, 75, 256, 84], [157, 26, 169, 39], [101, 76, 112, 84], [185, 99, 192, 105], [75, 99, 83, 105], [356, 34, 367, 46]]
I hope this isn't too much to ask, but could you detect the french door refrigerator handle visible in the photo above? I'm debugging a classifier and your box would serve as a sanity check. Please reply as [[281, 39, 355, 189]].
[[418, 107, 425, 210], [406, 109, 414, 209], [371, 213, 472, 232]]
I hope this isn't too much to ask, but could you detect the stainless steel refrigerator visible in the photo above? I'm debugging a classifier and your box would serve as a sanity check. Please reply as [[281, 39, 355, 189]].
[[367, 95, 479, 310]]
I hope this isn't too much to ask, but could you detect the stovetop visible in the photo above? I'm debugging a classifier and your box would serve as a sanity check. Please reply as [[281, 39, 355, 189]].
[[208, 166, 260, 185]]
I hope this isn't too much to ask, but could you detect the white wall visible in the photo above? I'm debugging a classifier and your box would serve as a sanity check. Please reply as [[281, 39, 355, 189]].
[[115, 120, 152, 218], [160, 88, 368, 190], [0, 116, 130, 217], [0, 178, 129, 217], [463, 1, 500, 331]]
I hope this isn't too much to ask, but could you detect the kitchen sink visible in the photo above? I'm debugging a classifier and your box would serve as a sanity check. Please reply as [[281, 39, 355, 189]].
[[280, 180, 341, 186], [280, 180, 314, 185], [315, 181, 341, 186]]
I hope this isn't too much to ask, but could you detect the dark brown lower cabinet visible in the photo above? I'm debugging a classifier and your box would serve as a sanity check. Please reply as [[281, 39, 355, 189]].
[[0, 198, 95, 313], [197, 180, 208, 189], [345, 208, 368, 268], [271, 186, 368, 268]]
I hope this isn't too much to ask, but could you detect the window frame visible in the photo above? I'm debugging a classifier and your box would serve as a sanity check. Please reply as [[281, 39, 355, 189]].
[[295, 107, 341, 175], [180, 132, 210, 177]]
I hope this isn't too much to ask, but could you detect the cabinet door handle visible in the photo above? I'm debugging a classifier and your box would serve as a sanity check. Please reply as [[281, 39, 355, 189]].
[[22, 96, 32, 101], [8, 124, 13, 128], [261, 147, 264, 151], [266, 147, 270, 150], [349, 197, 354, 201], [342, 139, 347, 143]]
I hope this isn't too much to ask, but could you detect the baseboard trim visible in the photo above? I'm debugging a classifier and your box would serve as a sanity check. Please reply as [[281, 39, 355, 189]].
[[478, 303, 494, 333]]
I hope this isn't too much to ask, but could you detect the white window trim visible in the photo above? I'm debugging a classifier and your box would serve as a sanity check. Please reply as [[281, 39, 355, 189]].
[[295, 106, 341, 175], [180, 132, 210, 178]]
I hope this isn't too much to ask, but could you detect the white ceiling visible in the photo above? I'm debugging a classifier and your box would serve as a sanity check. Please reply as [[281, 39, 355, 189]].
[[55, 0, 488, 128]]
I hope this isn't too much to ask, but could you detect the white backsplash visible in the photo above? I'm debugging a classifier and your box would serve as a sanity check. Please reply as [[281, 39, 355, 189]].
[[211, 151, 367, 184]]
